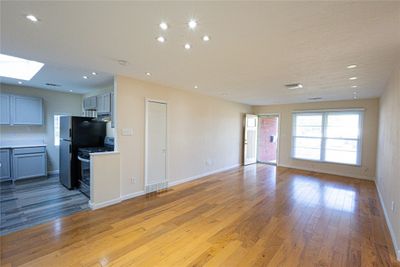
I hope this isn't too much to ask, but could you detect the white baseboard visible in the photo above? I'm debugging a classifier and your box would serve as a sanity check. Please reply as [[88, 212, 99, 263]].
[[89, 198, 121, 210], [120, 190, 145, 201], [48, 170, 59, 175], [277, 164, 374, 181], [376, 184, 400, 261], [168, 164, 240, 187]]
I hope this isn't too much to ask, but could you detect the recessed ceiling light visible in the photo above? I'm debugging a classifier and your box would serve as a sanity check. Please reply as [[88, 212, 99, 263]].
[[285, 83, 303, 90], [92, 72, 97, 75], [353, 96, 358, 99], [157, 36, 166, 43], [184, 43, 191, 50], [194, 85, 198, 89], [349, 77, 358, 80], [26, 14, 38, 22], [159, 22, 168, 30], [18, 81, 22, 84], [351, 85, 358, 88], [347, 64, 357, 69], [118, 59, 128, 66], [188, 19, 197, 29], [69, 90, 73, 92], [0, 53, 44, 80], [83, 75, 88, 79], [146, 72, 151, 76], [202, 35, 210, 42]]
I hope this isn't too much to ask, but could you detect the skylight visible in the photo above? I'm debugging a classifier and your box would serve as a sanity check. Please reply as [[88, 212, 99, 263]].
[[0, 54, 44, 80]]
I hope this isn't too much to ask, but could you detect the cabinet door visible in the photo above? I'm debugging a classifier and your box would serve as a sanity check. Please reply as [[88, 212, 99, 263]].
[[13, 153, 47, 180], [96, 95, 104, 113], [12, 95, 43, 125], [0, 94, 11, 125], [0, 149, 11, 180]]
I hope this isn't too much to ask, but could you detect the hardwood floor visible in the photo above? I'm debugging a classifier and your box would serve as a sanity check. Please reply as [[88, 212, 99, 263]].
[[1, 164, 398, 266], [0, 175, 89, 236]]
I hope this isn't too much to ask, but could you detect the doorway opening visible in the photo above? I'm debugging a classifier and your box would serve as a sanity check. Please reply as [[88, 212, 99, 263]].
[[257, 115, 279, 165]]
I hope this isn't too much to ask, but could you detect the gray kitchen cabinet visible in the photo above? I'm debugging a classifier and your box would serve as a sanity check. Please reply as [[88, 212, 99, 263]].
[[1, 94, 11, 125], [83, 96, 97, 110], [0, 94, 43, 125], [12, 147, 47, 180], [0, 149, 11, 181], [96, 93, 111, 114], [11, 95, 43, 125]]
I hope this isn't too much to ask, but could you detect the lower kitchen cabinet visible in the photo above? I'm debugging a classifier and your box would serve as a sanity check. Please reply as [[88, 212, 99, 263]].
[[11, 147, 47, 181], [0, 149, 11, 181]]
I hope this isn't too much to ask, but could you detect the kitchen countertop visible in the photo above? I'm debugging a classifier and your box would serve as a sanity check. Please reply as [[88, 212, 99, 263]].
[[0, 141, 47, 149]]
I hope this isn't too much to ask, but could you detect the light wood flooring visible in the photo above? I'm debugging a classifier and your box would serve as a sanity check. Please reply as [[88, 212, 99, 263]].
[[1, 164, 399, 266]]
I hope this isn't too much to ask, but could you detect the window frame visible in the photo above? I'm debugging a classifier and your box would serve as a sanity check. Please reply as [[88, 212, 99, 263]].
[[291, 109, 364, 166]]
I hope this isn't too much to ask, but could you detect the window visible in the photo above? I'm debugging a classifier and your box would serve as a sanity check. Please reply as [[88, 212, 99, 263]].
[[54, 115, 61, 146], [292, 110, 363, 165]]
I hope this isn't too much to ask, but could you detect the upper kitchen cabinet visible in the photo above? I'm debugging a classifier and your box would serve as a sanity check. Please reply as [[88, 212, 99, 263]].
[[96, 93, 111, 114], [0, 94, 44, 125], [83, 96, 97, 110], [1, 94, 11, 124]]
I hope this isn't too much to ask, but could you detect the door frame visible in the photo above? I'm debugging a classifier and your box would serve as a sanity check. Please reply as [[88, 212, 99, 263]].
[[144, 98, 168, 187], [257, 113, 281, 166]]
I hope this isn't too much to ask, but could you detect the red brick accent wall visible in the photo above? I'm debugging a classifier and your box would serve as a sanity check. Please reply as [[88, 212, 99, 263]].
[[258, 117, 278, 162]]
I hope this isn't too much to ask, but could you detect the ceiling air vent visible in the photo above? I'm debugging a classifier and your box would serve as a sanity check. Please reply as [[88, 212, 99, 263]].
[[308, 97, 322, 101], [45, 83, 61, 87], [285, 83, 303, 90]]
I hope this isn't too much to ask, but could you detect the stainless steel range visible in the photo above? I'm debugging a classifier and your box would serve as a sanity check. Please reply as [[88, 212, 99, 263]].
[[77, 137, 114, 198]]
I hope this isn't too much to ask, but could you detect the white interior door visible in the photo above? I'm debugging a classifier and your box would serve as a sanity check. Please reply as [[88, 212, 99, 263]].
[[244, 114, 258, 165], [146, 100, 167, 187]]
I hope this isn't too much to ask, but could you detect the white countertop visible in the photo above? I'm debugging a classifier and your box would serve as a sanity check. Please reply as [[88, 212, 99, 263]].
[[0, 140, 47, 149]]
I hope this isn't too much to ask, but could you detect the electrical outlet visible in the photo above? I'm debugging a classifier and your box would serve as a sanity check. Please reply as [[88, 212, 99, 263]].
[[391, 201, 395, 212], [131, 177, 136, 184], [206, 159, 212, 166]]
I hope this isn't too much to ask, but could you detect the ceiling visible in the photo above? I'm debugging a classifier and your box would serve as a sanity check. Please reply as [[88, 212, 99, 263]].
[[1, 1, 399, 104], [0, 62, 114, 94]]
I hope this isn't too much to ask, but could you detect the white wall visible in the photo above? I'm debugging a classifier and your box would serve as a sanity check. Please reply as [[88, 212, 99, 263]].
[[115, 75, 251, 198], [253, 98, 379, 180], [0, 84, 83, 172], [376, 65, 400, 260]]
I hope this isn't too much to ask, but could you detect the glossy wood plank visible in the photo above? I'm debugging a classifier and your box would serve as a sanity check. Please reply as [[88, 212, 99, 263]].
[[1, 164, 398, 266]]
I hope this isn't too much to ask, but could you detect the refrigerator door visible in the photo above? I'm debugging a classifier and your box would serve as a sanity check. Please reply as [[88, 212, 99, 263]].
[[60, 116, 72, 141], [59, 139, 72, 189]]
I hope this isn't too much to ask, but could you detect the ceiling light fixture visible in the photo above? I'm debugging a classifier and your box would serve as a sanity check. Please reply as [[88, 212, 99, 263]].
[[188, 19, 197, 29], [184, 43, 191, 50], [69, 90, 73, 92], [83, 75, 88, 79], [351, 85, 358, 88], [118, 59, 128, 66], [146, 72, 151, 76], [157, 36, 166, 43], [285, 83, 303, 90], [0, 53, 44, 80], [347, 64, 357, 69], [18, 81, 22, 84], [194, 85, 198, 89], [92, 72, 97, 75], [202, 35, 210, 42], [159, 22, 168, 30], [349, 77, 358, 80], [26, 14, 38, 22]]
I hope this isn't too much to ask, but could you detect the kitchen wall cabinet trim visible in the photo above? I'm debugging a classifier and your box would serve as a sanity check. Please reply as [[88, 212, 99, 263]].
[[0, 149, 11, 181]]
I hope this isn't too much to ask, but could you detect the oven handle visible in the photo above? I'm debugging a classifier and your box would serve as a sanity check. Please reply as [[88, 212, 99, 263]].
[[78, 156, 90, 163]]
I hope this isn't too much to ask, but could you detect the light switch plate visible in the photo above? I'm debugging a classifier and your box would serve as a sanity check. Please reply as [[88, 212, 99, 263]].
[[122, 128, 133, 136]]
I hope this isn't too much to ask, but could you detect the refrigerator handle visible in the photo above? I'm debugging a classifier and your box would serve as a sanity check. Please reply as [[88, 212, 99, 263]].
[[69, 128, 72, 138], [69, 144, 72, 153]]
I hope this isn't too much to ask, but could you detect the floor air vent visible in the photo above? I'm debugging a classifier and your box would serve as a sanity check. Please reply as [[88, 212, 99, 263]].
[[145, 181, 168, 193]]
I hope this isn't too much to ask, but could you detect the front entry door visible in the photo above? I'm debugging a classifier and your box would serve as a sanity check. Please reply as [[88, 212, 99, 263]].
[[244, 114, 258, 165]]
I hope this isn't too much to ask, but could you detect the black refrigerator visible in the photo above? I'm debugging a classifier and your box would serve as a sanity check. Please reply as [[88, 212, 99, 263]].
[[59, 116, 106, 189]]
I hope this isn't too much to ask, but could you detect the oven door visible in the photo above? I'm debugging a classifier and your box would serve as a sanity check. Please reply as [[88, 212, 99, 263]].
[[77, 156, 90, 198]]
